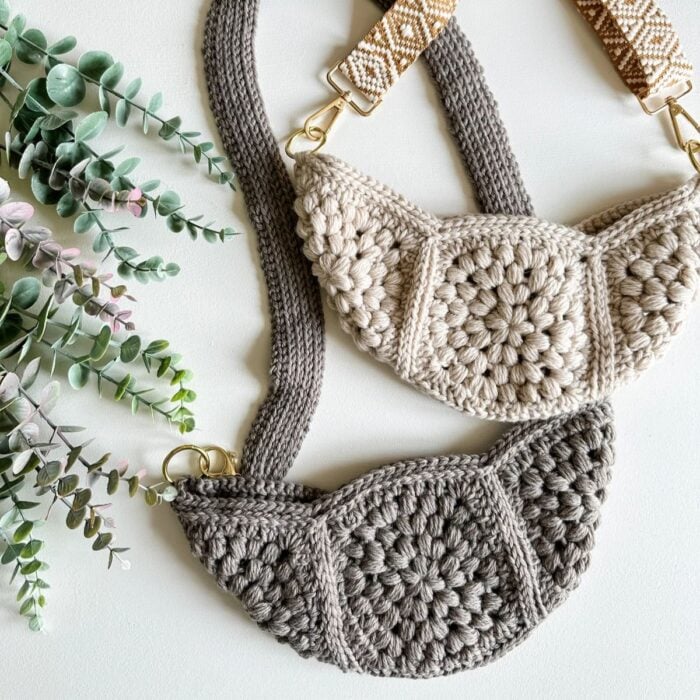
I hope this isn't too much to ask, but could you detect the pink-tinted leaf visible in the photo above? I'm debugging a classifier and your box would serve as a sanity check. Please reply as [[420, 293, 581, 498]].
[[5, 228, 24, 261], [0, 178, 11, 204], [0, 201, 34, 225], [39, 381, 61, 414]]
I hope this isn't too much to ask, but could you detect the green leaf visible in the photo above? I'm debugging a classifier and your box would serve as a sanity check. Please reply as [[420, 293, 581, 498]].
[[16, 28, 47, 65], [92, 532, 113, 551], [144, 339, 169, 355], [17, 143, 35, 179], [139, 179, 160, 193], [13, 521, 33, 543], [30, 172, 62, 205], [47, 36, 77, 55], [90, 325, 111, 361], [145, 488, 158, 507], [20, 560, 41, 575], [57, 474, 79, 497], [114, 157, 140, 176], [124, 77, 141, 100], [72, 489, 91, 510], [74, 212, 98, 234], [156, 191, 181, 216], [74, 111, 108, 142], [0, 2, 9, 26], [115, 98, 130, 127], [46, 64, 86, 107], [36, 461, 62, 487], [67, 363, 90, 389], [77, 50, 113, 81], [56, 192, 79, 218], [28, 615, 43, 632], [83, 515, 102, 538], [158, 116, 181, 141], [65, 507, 85, 530], [0, 38, 12, 65], [107, 469, 120, 495], [100, 61, 124, 89], [11, 278, 41, 310], [128, 476, 140, 497], [114, 374, 131, 401], [20, 540, 42, 559], [39, 108, 77, 131], [119, 335, 141, 364], [1, 542, 23, 565]]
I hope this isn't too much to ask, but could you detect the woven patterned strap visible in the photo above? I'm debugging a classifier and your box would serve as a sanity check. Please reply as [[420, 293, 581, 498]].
[[339, 0, 457, 103], [574, 0, 693, 101]]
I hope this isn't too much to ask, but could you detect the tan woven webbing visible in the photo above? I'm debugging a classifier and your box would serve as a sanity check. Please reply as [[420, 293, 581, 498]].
[[574, 0, 693, 100], [339, 0, 457, 103]]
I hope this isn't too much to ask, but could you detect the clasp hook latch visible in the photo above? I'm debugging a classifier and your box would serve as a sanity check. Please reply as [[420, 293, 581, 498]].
[[667, 99, 700, 175], [162, 444, 238, 484], [285, 93, 350, 158]]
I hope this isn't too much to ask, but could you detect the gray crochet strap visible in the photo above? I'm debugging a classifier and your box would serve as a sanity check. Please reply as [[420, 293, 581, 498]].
[[203, 0, 534, 480]]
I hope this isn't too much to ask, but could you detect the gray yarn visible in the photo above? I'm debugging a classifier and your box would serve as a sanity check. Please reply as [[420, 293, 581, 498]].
[[171, 0, 616, 678]]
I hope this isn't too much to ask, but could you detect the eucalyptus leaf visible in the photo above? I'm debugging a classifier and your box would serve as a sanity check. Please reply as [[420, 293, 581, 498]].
[[11, 278, 41, 310], [46, 64, 86, 107], [99, 61, 124, 89], [115, 98, 130, 127], [16, 28, 47, 65], [25, 77, 53, 112], [74, 111, 108, 142], [47, 36, 77, 55], [30, 171, 62, 205], [77, 50, 113, 81], [158, 116, 181, 141], [90, 326, 111, 362], [0, 38, 11, 65], [119, 335, 141, 364], [124, 77, 142, 100], [67, 363, 90, 390], [56, 192, 79, 218], [17, 143, 35, 179]]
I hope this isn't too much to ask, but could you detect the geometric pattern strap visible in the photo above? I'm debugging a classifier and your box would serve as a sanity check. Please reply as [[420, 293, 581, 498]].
[[574, 0, 693, 100], [339, 0, 457, 103]]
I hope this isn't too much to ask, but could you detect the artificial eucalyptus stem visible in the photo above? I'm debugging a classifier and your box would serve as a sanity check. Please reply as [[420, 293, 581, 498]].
[[0, 20, 235, 187], [14, 381, 148, 494]]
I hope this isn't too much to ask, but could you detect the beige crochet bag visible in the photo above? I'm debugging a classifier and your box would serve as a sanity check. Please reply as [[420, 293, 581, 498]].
[[292, 0, 700, 422]]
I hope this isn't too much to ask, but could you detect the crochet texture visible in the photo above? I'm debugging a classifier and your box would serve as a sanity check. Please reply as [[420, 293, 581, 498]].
[[176, 0, 619, 679], [295, 154, 700, 421], [173, 403, 615, 679]]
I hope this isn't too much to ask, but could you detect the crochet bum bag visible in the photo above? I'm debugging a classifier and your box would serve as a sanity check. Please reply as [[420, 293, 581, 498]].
[[292, 2, 700, 422], [169, 0, 615, 679]]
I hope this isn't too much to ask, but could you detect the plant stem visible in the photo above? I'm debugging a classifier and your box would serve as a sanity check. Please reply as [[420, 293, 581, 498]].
[[0, 24, 235, 185], [1, 474, 43, 620]]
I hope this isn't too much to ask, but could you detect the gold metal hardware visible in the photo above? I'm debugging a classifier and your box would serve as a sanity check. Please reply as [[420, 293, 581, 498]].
[[667, 99, 700, 175], [197, 446, 239, 479], [284, 63, 381, 158], [639, 80, 693, 115], [326, 62, 382, 117], [162, 444, 238, 484]]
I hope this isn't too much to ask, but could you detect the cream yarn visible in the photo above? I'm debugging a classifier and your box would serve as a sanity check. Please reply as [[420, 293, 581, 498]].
[[295, 153, 700, 421]]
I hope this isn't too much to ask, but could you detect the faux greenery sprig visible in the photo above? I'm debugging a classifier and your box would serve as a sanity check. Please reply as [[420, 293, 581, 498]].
[[0, 0, 238, 631], [0, 0, 238, 286]]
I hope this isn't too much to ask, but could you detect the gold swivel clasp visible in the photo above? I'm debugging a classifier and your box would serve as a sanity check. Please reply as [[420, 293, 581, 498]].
[[285, 93, 350, 159], [284, 62, 382, 158], [667, 99, 700, 175]]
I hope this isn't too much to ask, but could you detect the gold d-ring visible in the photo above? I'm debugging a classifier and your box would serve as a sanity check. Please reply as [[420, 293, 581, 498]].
[[162, 444, 211, 484], [197, 446, 238, 479]]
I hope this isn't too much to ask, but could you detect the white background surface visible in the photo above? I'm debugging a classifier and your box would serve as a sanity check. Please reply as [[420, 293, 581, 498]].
[[2, 1, 699, 698]]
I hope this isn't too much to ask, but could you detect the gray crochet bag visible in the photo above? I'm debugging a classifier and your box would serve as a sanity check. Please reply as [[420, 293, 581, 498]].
[[170, 0, 615, 679]]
